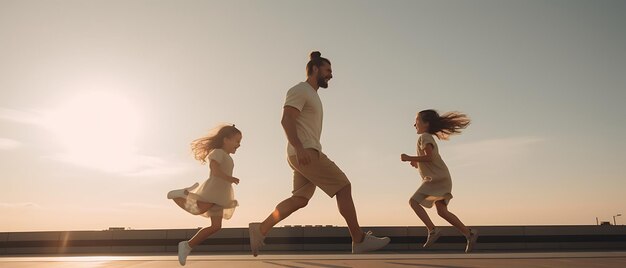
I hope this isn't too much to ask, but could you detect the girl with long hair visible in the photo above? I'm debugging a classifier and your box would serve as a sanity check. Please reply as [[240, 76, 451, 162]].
[[400, 110, 478, 253]]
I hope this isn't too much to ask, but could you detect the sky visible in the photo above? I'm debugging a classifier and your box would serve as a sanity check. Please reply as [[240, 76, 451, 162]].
[[1, 0, 625, 232]]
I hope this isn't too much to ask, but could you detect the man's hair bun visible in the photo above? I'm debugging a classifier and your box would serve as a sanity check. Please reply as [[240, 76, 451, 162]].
[[310, 51, 322, 60]]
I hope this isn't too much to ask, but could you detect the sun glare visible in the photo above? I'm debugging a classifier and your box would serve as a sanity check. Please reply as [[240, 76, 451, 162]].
[[42, 92, 144, 173]]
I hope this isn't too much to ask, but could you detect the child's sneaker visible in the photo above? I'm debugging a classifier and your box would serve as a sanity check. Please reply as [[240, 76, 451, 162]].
[[167, 183, 199, 199], [423, 227, 441, 248], [465, 228, 479, 253], [177, 241, 192, 266], [352, 231, 390, 253], [248, 222, 265, 257]]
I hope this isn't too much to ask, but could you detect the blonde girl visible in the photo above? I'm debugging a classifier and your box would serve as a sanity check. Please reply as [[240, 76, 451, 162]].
[[167, 124, 241, 265]]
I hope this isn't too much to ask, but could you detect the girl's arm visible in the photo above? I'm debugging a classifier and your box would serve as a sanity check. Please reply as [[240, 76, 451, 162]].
[[401, 144, 434, 163], [209, 160, 240, 184]]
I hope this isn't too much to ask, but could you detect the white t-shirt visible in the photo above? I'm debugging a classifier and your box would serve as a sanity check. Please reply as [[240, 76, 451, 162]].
[[283, 82, 323, 156]]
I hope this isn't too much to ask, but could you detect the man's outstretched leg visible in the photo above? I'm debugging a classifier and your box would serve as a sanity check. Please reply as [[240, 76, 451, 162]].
[[249, 195, 309, 257]]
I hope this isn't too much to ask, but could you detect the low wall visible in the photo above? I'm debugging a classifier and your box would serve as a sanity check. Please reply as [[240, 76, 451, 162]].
[[1, 225, 625, 255]]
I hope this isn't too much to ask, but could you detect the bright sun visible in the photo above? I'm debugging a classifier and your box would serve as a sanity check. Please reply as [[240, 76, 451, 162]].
[[42, 92, 144, 173]]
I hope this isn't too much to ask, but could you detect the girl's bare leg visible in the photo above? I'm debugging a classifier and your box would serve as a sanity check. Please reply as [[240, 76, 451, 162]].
[[410, 198, 436, 232], [173, 198, 187, 210], [172, 198, 214, 215], [434, 200, 470, 237], [195, 201, 214, 215], [188, 215, 223, 248]]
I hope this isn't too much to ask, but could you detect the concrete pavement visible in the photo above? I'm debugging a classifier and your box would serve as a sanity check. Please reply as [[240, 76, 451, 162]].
[[2, 251, 626, 268]]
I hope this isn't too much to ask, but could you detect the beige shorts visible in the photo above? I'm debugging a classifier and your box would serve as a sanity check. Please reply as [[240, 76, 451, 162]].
[[288, 149, 351, 199]]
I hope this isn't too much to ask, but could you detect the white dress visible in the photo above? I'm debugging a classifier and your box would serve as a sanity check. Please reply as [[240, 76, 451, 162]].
[[411, 133, 453, 208], [183, 149, 238, 219]]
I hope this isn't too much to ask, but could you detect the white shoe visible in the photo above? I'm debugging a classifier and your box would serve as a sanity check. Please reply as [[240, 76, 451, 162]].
[[352, 231, 390, 254], [465, 228, 478, 253], [423, 227, 441, 248], [248, 222, 265, 257], [167, 183, 199, 199], [177, 241, 192, 266]]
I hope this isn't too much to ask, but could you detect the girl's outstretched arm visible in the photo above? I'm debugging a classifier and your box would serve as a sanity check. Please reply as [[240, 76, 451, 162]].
[[209, 160, 240, 184]]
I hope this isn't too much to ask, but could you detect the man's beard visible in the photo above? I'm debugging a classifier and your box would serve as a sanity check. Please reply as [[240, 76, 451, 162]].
[[317, 76, 329, 88]]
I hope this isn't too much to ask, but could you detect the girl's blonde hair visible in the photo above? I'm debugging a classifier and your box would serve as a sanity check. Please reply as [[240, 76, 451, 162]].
[[418, 109, 470, 140], [191, 124, 241, 164]]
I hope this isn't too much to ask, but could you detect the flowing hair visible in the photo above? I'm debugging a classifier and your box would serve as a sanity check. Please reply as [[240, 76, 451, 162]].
[[418, 109, 470, 140], [190, 124, 241, 164]]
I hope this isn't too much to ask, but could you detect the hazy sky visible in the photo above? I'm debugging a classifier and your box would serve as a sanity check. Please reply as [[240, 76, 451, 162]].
[[1, 0, 625, 232]]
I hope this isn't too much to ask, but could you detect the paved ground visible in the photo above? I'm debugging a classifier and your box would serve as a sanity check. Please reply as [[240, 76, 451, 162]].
[[2, 251, 626, 268]]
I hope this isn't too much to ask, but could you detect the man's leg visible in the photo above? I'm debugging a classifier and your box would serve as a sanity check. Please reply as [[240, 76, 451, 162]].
[[259, 166, 316, 235], [335, 182, 390, 253], [249, 165, 314, 257], [335, 184, 365, 243], [259, 196, 309, 235], [250, 197, 308, 257]]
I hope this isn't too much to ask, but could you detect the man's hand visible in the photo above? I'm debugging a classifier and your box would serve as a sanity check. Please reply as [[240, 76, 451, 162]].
[[230, 177, 240, 185], [296, 147, 312, 166], [400, 153, 412, 162], [410, 161, 418, 169]]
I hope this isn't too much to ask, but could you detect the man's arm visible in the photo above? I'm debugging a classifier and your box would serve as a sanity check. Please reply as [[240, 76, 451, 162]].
[[281, 106, 312, 165], [281, 106, 303, 150]]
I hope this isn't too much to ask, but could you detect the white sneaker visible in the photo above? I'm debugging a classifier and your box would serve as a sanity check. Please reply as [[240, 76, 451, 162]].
[[167, 183, 199, 199], [248, 222, 265, 257], [177, 241, 192, 266], [423, 227, 441, 248], [352, 231, 390, 254], [465, 228, 478, 253]]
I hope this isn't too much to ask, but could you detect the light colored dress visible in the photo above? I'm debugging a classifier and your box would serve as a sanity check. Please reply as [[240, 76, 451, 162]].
[[411, 133, 453, 208], [183, 149, 238, 219]]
